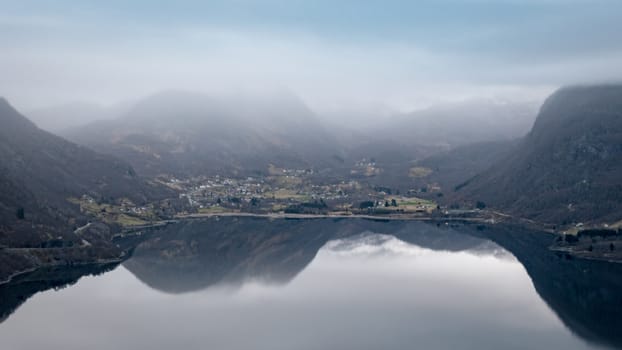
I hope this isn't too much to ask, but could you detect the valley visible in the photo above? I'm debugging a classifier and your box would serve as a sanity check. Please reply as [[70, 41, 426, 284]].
[[3, 2, 621, 349], [3, 84, 622, 283]]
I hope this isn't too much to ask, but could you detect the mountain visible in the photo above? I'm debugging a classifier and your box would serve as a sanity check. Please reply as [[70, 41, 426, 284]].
[[63, 91, 344, 177], [456, 85, 622, 225], [0, 97, 171, 248]]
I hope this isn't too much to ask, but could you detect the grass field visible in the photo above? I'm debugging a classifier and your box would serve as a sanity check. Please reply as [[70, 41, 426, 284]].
[[409, 167, 433, 178], [270, 175, 303, 187], [115, 214, 148, 226], [198, 206, 227, 214], [266, 189, 310, 201], [68, 197, 154, 226], [389, 196, 437, 212]]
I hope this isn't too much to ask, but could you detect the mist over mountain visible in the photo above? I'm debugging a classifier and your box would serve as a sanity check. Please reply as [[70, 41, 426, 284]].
[[4, 83, 622, 232], [374, 99, 539, 149], [309, 99, 536, 190], [26, 101, 131, 133], [56, 92, 542, 190], [456, 85, 622, 224], [63, 91, 344, 177]]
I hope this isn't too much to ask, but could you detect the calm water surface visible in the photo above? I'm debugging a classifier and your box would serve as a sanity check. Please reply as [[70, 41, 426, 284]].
[[0, 218, 620, 350]]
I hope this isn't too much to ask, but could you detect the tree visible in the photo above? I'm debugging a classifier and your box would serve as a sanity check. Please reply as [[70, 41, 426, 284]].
[[611, 243, 615, 251], [359, 201, 375, 209], [385, 200, 390, 207], [476, 201, 486, 209], [16, 207, 25, 219], [391, 199, 398, 207], [565, 234, 579, 243]]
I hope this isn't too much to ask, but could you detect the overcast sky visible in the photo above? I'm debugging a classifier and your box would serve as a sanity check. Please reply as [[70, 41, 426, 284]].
[[1, 0, 621, 112]]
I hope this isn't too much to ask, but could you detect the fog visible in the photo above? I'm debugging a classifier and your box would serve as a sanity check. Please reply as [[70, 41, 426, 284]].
[[2, 0, 621, 120]]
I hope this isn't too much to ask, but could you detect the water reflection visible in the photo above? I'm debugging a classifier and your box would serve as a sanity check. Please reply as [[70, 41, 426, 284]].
[[0, 218, 620, 350], [122, 218, 505, 293], [471, 225, 622, 350]]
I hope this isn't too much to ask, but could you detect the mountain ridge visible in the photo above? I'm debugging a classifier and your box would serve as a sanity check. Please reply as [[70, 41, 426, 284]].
[[456, 84, 622, 225]]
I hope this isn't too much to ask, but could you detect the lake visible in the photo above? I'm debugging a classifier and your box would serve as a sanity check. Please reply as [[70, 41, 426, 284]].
[[1, 218, 621, 350]]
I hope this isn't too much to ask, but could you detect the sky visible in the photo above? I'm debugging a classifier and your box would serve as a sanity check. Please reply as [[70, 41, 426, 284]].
[[1, 0, 621, 113]]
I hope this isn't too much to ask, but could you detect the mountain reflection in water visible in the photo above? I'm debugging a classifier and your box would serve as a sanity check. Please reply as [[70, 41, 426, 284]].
[[0, 217, 621, 350]]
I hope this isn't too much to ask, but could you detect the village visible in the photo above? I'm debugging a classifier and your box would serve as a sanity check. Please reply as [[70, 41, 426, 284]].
[[159, 165, 440, 217], [69, 161, 497, 229]]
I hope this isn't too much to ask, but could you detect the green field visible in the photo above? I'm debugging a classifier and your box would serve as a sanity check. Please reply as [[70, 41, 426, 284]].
[[198, 206, 227, 214], [409, 167, 433, 178]]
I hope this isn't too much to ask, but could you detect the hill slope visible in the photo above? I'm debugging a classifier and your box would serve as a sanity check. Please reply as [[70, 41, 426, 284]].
[[0, 98, 171, 247], [457, 85, 622, 225]]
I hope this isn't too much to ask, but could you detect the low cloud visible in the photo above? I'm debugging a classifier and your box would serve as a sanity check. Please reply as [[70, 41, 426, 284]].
[[1, 0, 620, 114]]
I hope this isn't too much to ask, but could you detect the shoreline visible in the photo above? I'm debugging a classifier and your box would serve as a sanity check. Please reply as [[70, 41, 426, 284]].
[[0, 256, 123, 287], [0, 267, 38, 286], [126, 211, 622, 264], [175, 211, 489, 222], [3, 211, 619, 287], [170, 210, 605, 235], [116, 211, 500, 234], [116, 211, 497, 235]]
